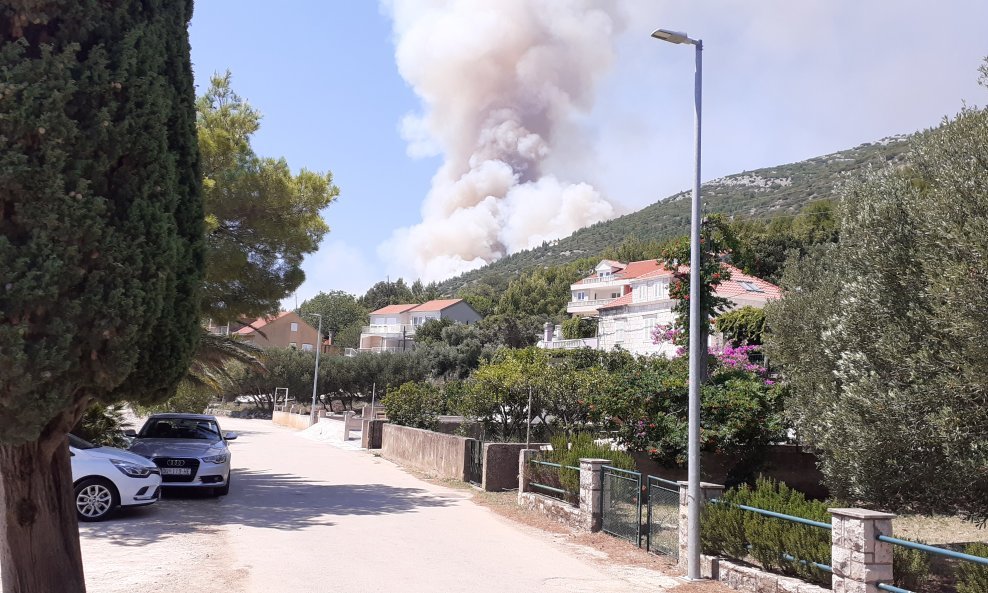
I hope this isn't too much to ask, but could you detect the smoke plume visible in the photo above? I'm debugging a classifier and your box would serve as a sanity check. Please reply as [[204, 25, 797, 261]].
[[381, 0, 625, 281]]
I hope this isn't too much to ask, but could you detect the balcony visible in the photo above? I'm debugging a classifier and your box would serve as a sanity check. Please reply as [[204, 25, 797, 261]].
[[572, 275, 625, 287], [345, 346, 405, 357], [538, 338, 599, 350], [360, 324, 417, 336], [567, 298, 618, 315]]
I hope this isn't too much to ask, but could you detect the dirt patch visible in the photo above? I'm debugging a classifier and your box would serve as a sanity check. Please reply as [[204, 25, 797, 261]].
[[894, 514, 988, 545], [471, 490, 735, 593]]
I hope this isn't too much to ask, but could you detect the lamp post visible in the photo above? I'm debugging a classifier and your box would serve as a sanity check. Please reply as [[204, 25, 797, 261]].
[[651, 27, 704, 581], [309, 313, 323, 425]]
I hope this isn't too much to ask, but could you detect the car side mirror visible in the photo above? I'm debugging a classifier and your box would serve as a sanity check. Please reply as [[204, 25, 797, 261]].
[[124, 429, 137, 437], [224, 432, 238, 441]]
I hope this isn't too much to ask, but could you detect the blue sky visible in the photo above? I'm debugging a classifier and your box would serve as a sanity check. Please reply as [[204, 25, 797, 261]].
[[189, 1, 988, 305]]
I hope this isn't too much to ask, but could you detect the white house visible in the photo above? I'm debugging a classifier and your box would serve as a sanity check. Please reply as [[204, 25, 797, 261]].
[[542, 259, 781, 356], [566, 259, 664, 316], [354, 299, 481, 354]]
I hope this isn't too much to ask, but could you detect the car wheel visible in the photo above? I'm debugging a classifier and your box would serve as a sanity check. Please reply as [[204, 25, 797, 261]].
[[74, 478, 119, 522], [215, 474, 231, 496]]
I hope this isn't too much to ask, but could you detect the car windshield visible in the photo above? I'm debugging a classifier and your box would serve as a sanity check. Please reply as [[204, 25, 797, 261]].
[[68, 434, 97, 449], [140, 418, 222, 441]]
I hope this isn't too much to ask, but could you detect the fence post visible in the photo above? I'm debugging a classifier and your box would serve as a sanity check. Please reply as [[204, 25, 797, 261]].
[[678, 481, 724, 572], [579, 458, 610, 532], [518, 449, 538, 503], [829, 508, 895, 593]]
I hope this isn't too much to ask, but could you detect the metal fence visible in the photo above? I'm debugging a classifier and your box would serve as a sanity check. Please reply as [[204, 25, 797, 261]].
[[601, 466, 642, 544], [645, 476, 680, 558], [528, 458, 580, 505], [875, 536, 988, 593]]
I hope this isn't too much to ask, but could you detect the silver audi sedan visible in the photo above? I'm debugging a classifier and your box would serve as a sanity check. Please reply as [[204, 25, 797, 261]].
[[126, 413, 237, 496]]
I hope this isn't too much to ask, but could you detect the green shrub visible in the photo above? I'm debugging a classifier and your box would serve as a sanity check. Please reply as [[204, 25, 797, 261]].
[[957, 542, 988, 593], [547, 433, 636, 497], [381, 381, 445, 430], [72, 404, 130, 448], [892, 546, 930, 591], [134, 381, 215, 416], [701, 477, 831, 586]]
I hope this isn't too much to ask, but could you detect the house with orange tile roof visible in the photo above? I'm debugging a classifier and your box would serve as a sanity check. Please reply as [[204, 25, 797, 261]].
[[229, 311, 328, 352], [355, 298, 481, 354], [544, 259, 780, 356]]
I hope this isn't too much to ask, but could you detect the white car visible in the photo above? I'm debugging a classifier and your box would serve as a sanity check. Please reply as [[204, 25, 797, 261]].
[[127, 413, 236, 496], [69, 434, 162, 521]]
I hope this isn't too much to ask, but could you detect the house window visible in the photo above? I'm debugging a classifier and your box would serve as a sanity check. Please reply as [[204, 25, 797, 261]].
[[301, 343, 313, 352], [611, 292, 620, 299], [289, 342, 298, 349], [290, 322, 299, 332], [576, 291, 587, 301], [739, 281, 763, 293]]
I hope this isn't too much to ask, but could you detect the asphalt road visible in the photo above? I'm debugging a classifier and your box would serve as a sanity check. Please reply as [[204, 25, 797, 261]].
[[72, 417, 688, 593]]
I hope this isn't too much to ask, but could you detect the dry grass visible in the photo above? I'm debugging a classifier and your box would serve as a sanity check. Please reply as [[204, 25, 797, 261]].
[[893, 514, 988, 546]]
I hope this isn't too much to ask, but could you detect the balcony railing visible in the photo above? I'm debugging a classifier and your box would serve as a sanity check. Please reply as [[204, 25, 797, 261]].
[[345, 346, 406, 357], [572, 275, 625, 287], [361, 324, 417, 336], [567, 298, 618, 310], [538, 338, 599, 350]]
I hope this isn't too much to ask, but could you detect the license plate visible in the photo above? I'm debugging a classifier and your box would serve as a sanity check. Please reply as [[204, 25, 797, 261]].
[[160, 468, 192, 476]]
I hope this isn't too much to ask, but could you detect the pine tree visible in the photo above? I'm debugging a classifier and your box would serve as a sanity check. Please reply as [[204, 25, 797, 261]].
[[0, 2, 202, 589]]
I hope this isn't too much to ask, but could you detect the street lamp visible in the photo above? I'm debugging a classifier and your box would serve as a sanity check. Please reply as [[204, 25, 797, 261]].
[[651, 27, 704, 581], [309, 313, 323, 425]]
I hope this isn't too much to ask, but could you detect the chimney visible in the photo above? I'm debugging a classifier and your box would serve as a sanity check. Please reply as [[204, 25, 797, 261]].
[[544, 322, 554, 343]]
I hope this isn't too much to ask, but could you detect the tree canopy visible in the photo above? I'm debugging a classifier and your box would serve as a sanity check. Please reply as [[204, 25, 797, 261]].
[[0, 1, 203, 588], [197, 72, 339, 323], [766, 72, 988, 518]]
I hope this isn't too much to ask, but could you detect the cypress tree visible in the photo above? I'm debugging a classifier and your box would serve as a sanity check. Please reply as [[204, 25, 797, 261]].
[[0, 2, 202, 590]]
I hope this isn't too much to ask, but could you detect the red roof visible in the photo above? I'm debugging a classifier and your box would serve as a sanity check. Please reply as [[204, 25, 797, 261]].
[[410, 299, 463, 313], [369, 304, 418, 315], [575, 259, 664, 285], [598, 292, 634, 310], [715, 265, 782, 299], [235, 311, 292, 335]]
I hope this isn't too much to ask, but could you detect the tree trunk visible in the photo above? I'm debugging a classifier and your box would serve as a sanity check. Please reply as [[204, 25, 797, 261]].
[[0, 433, 86, 593]]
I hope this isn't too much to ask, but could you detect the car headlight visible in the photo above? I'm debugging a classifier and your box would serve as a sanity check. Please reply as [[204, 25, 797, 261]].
[[111, 459, 155, 478], [201, 453, 228, 464]]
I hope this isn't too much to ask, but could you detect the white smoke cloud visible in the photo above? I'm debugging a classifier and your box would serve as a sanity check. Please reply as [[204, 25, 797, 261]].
[[380, 0, 626, 281]]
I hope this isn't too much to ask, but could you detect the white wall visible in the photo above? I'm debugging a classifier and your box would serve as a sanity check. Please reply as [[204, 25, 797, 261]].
[[598, 306, 678, 357]]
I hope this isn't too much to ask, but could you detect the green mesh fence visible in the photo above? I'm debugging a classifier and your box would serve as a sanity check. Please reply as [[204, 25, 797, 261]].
[[601, 466, 642, 544], [647, 476, 680, 559]]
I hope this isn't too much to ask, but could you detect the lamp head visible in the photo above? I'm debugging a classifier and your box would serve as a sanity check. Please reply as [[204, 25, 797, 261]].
[[651, 29, 691, 44]]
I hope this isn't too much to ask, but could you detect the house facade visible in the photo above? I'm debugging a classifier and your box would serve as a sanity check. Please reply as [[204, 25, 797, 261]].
[[355, 299, 482, 354], [566, 259, 664, 316], [543, 258, 780, 357], [234, 311, 327, 352]]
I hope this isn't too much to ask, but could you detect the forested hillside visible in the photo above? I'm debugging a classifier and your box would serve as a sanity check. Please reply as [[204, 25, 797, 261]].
[[437, 136, 910, 293]]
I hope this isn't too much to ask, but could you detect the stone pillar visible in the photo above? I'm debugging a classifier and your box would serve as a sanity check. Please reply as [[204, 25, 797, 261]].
[[830, 508, 895, 593], [579, 458, 611, 532], [518, 449, 538, 503], [361, 419, 385, 449], [678, 481, 725, 571]]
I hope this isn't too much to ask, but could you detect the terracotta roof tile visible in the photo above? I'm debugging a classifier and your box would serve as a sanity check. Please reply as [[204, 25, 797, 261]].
[[369, 304, 418, 315], [410, 299, 463, 313], [598, 292, 634, 310], [235, 311, 292, 335]]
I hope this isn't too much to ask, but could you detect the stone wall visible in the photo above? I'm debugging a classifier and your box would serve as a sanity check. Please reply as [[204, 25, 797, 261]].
[[703, 556, 829, 593], [272, 410, 313, 430], [380, 423, 472, 481], [518, 492, 582, 529], [482, 443, 544, 492]]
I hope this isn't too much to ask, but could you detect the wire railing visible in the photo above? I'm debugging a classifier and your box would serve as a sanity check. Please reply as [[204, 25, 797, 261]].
[[527, 459, 580, 503], [709, 498, 833, 577], [874, 535, 988, 593]]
